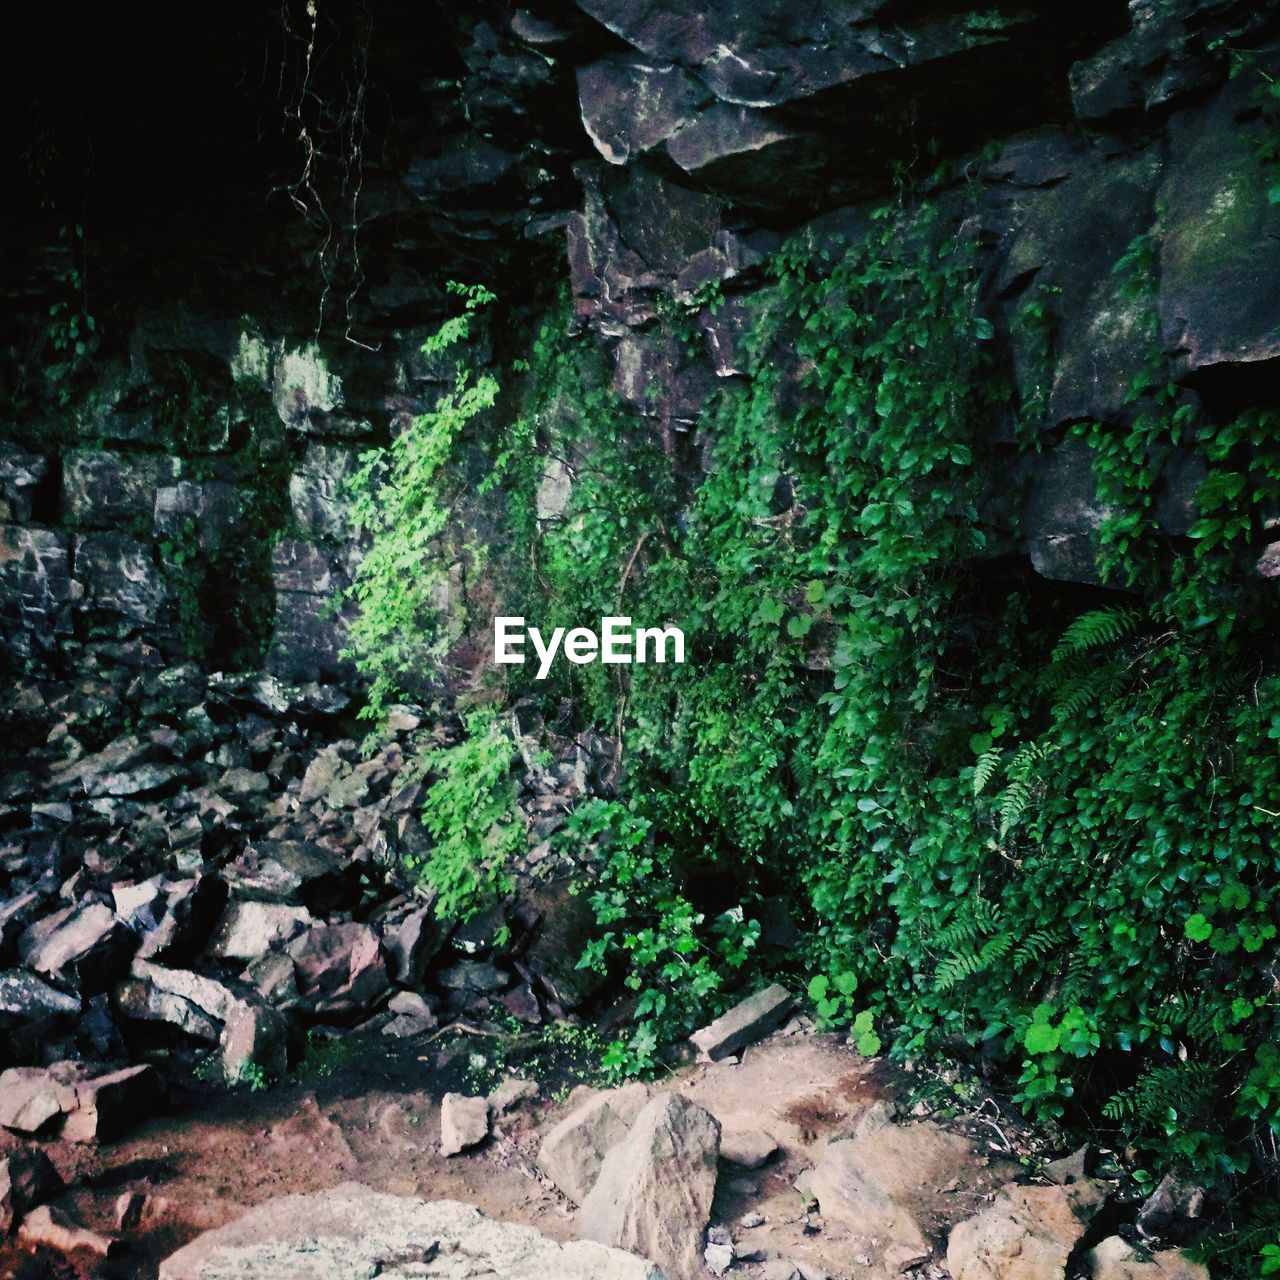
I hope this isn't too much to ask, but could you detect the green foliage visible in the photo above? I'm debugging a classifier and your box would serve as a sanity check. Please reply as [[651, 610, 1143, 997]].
[[344, 180, 1280, 1262], [344, 281, 499, 721], [568, 799, 761, 1078], [412, 707, 523, 922]]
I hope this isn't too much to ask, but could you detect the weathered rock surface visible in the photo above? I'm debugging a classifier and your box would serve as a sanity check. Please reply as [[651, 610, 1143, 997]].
[[1085, 1236, 1209, 1280], [579, 1092, 720, 1280], [158, 1185, 664, 1279], [946, 1181, 1099, 1280], [538, 1082, 651, 1204], [440, 1093, 491, 1156], [804, 1108, 990, 1272], [689, 984, 796, 1061]]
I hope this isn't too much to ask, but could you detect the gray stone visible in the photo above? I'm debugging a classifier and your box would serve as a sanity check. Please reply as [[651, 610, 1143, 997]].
[[62, 449, 162, 528], [538, 1083, 651, 1205], [287, 923, 389, 1015], [1160, 77, 1280, 370], [577, 55, 709, 166], [209, 901, 314, 961], [0, 525, 75, 637], [579, 1092, 720, 1280], [436, 960, 507, 994], [1085, 1235, 1209, 1280], [1135, 1174, 1206, 1243], [158, 1185, 663, 1279], [114, 959, 286, 1083], [288, 444, 358, 541], [137, 874, 230, 964], [223, 840, 351, 906], [489, 1076, 539, 1116], [26, 900, 137, 994], [73, 532, 167, 624], [382, 901, 445, 986], [61, 1063, 161, 1143], [0, 1066, 77, 1134], [689, 984, 795, 1061], [1022, 440, 1112, 586], [0, 446, 47, 523], [0, 969, 80, 1032], [440, 1093, 490, 1156], [0, 1147, 62, 1235]]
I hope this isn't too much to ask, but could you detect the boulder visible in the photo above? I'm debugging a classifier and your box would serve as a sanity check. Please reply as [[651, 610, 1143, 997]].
[[208, 901, 313, 962], [62, 1064, 161, 1142], [381, 900, 445, 986], [538, 1082, 651, 1204], [0, 1061, 159, 1143], [1135, 1174, 1206, 1243], [579, 1091, 720, 1280], [1159, 77, 1280, 370], [689, 984, 795, 1061], [0, 1147, 62, 1235], [114, 959, 287, 1084], [1085, 1236, 1209, 1280], [24, 901, 136, 995], [440, 1093, 491, 1156], [805, 1110, 986, 1272], [18, 1203, 119, 1257], [0, 1066, 77, 1135], [136, 874, 229, 964], [0, 970, 80, 1036], [158, 1185, 663, 1279], [287, 923, 389, 1015], [947, 1182, 1098, 1280], [223, 840, 357, 912]]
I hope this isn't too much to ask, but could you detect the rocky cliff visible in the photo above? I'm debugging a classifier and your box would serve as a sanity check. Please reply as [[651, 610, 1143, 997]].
[[3, 1, 1278, 683]]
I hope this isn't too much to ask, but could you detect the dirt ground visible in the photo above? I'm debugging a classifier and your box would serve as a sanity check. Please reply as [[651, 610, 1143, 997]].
[[0, 1029, 1011, 1280]]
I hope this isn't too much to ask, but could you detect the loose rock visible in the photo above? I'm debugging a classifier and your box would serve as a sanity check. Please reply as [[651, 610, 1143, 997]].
[[579, 1091, 721, 1280], [440, 1093, 490, 1156]]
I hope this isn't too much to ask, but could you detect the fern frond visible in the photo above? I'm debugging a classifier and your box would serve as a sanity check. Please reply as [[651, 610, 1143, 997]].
[[1104, 1060, 1215, 1126], [973, 747, 1003, 796], [1051, 606, 1141, 661], [998, 778, 1034, 838], [1012, 927, 1065, 971]]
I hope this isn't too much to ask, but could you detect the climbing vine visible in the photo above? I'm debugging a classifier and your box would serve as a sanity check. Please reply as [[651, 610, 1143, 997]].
[[345, 184, 1280, 1268]]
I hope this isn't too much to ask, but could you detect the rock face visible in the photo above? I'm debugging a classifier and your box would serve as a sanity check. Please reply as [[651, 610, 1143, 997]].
[[946, 1182, 1098, 1280], [579, 1092, 720, 1280], [538, 1082, 651, 1204], [158, 1184, 664, 1279]]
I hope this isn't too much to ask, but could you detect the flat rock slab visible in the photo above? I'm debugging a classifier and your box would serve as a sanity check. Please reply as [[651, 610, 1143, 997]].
[[690, 984, 795, 1061], [158, 1184, 664, 1279]]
